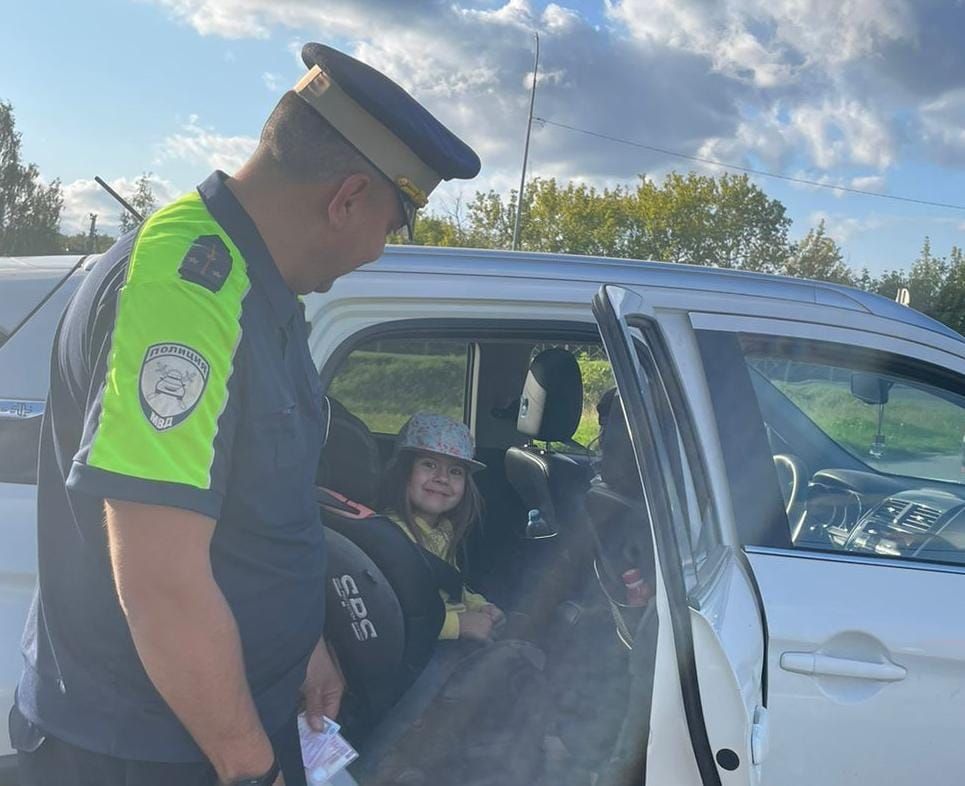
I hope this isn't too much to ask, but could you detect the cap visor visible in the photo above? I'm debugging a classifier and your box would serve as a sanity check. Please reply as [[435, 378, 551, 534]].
[[399, 446, 486, 472]]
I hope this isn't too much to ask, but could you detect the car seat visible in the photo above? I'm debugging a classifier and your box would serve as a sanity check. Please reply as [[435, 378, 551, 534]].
[[320, 490, 455, 738], [505, 348, 591, 536], [503, 350, 596, 633], [316, 397, 382, 509], [316, 400, 457, 736]]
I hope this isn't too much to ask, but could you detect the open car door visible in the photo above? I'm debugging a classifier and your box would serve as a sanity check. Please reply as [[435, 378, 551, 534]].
[[593, 285, 768, 786]]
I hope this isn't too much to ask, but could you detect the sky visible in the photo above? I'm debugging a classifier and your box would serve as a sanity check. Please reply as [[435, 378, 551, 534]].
[[3, 0, 965, 275]]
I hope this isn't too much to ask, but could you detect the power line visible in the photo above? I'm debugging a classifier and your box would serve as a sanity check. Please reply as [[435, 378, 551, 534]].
[[535, 117, 965, 212]]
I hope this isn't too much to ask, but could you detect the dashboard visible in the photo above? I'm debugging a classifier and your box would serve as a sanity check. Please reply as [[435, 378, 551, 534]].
[[798, 469, 965, 565]]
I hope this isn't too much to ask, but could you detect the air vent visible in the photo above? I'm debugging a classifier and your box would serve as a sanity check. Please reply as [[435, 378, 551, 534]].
[[879, 500, 905, 521], [902, 504, 942, 532], [864, 499, 906, 531]]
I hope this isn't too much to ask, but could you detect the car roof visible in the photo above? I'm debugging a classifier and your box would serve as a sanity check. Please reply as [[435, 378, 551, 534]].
[[369, 245, 963, 342], [2, 248, 960, 344], [0, 255, 86, 336]]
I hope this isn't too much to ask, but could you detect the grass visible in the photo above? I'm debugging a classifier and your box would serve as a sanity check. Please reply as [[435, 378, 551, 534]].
[[330, 350, 612, 450], [772, 379, 965, 459]]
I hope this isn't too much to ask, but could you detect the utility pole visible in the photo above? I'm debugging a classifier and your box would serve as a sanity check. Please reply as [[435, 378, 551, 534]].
[[512, 31, 539, 251], [87, 213, 97, 253]]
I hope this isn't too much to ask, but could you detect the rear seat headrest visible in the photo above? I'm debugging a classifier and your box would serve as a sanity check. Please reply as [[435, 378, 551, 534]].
[[316, 397, 382, 509], [517, 348, 584, 442], [599, 392, 644, 499]]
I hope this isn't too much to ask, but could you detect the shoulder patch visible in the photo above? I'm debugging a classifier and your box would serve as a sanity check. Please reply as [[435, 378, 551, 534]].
[[139, 343, 210, 431], [178, 235, 233, 292]]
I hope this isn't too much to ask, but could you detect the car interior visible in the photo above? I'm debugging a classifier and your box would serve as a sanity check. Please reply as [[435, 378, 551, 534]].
[[738, 338, 965, 566], [312, 326, 659, 786]]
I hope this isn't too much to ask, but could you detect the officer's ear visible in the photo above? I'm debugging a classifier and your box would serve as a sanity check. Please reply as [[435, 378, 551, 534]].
[[326, 173, 372, 231]]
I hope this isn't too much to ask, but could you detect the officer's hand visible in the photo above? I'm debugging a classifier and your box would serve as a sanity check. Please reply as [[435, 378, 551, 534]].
[[301, 639, 345, 730], [459, 611, 494, 641]]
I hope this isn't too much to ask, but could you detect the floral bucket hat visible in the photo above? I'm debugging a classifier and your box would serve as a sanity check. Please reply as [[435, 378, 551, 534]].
[[395, 412, 486, 472]]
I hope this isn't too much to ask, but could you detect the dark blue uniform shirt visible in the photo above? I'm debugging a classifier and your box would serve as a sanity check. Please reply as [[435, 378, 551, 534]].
[[14, 172, 328, 762]]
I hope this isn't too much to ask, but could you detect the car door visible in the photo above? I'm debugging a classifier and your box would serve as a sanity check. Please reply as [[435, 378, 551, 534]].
[[593, 285, 768, 786], [690, 311, 965, 786]]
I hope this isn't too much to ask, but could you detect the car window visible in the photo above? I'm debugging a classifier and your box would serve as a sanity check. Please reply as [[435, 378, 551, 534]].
[[716, 333, 965, 568], [327, 338, 471, 434], [746, 351, 965, 485], [631, 331, 719, 587]]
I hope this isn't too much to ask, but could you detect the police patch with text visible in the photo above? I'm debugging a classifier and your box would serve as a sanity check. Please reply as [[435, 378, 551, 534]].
[[178, 235, 232, 292], [139, 343, 210, 431]]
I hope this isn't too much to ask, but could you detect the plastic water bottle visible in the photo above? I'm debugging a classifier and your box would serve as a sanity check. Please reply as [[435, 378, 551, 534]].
[[525, 508, 555, 539], [622, 568, 650, 606]]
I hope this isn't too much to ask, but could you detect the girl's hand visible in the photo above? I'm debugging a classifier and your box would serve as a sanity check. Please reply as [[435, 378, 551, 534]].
[[481, 604, 505, 625], [458, 611, 494, 641]]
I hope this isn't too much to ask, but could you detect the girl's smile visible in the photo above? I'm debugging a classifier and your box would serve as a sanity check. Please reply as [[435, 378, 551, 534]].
[[407, 452, 467, 525]]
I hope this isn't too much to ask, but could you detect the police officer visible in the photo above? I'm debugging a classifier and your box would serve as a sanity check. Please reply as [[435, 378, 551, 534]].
[[10, 43, 480, 786]]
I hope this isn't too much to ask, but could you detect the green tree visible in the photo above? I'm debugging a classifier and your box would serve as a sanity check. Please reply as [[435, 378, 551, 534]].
[[855, 267, 876, 291], [460, 172, 792, 270], [466, 188, 518, 249], [783, 220, 855, 285], [629, 172, 791, 271], [515, 178, 634, 256], [905, 236, 947, 316], [118, 172, 158, 235], [0, 101, 63, 255], [407, 195, 482, 248], [934, 245, 965, 335], [60, 228, 116, 254], [873, 269, 908, 302]]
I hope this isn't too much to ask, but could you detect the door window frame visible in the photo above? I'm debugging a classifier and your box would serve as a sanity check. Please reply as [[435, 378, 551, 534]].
[[593, 289, 726, 786]]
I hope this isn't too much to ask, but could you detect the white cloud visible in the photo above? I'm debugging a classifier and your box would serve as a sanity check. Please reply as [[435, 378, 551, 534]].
[[61, 175, 180, 234], [605, 0, 912, 86], [807, 209, 883, 243], [144, 1, 745, 186], [262, 71, 283, 91], [156, 115, 258, 173], [851, 174, 886, 191], [142, 0, 965, 206], [790, 100, 894, 170], [919, 87, 965, 166]]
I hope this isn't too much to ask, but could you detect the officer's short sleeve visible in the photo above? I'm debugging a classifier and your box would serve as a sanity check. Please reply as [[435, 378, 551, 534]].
[[67, 194, 250, 520]]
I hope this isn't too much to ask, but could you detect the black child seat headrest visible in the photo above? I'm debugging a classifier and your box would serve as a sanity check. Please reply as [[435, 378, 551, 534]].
[[316, 398, 382, 510], [317, 488, 463, 734], [517, 348, 584, 442]]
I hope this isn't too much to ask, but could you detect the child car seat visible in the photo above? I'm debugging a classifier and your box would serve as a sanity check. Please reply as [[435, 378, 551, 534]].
[[319, 487, 467, 737]]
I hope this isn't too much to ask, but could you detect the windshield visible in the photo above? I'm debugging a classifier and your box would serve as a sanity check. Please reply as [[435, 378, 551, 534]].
[[746, 354, 965, 486]]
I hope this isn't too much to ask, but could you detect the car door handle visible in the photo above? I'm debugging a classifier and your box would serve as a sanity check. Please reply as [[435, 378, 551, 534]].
[[780, 651, 907, 682]]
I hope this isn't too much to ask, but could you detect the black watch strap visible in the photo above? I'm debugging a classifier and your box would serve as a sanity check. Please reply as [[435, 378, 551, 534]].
[[225, 757, 280, 786]]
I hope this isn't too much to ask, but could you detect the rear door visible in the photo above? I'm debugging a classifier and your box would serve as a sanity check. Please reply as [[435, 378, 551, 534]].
[[593, 285, 767, 786]]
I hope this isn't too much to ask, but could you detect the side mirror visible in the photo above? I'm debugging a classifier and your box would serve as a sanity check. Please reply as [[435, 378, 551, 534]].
[[850, 373, 893, 406]]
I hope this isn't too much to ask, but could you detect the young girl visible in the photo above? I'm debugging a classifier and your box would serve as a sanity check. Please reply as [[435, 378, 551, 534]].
[[380, 411, 504, 641]]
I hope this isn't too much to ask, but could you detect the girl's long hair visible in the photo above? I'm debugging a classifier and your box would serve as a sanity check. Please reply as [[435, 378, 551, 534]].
[[379, 449, 483, 563]]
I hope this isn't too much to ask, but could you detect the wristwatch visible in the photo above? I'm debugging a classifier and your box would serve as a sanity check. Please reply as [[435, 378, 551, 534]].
[[224, 757, 280, 786]]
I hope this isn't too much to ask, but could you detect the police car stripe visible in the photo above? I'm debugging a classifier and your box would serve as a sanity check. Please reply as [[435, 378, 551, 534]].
[[88, 192, 250, 491]]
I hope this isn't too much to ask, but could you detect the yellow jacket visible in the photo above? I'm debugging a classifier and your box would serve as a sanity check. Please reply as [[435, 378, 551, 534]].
[[385, 511, 489, 639]]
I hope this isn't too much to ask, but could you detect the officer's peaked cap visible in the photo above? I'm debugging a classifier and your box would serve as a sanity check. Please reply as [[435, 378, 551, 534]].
[[296, 43, 481, 213]]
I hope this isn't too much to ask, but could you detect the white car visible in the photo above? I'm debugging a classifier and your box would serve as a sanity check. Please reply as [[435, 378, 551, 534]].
[[2, 246, 964, 786]]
